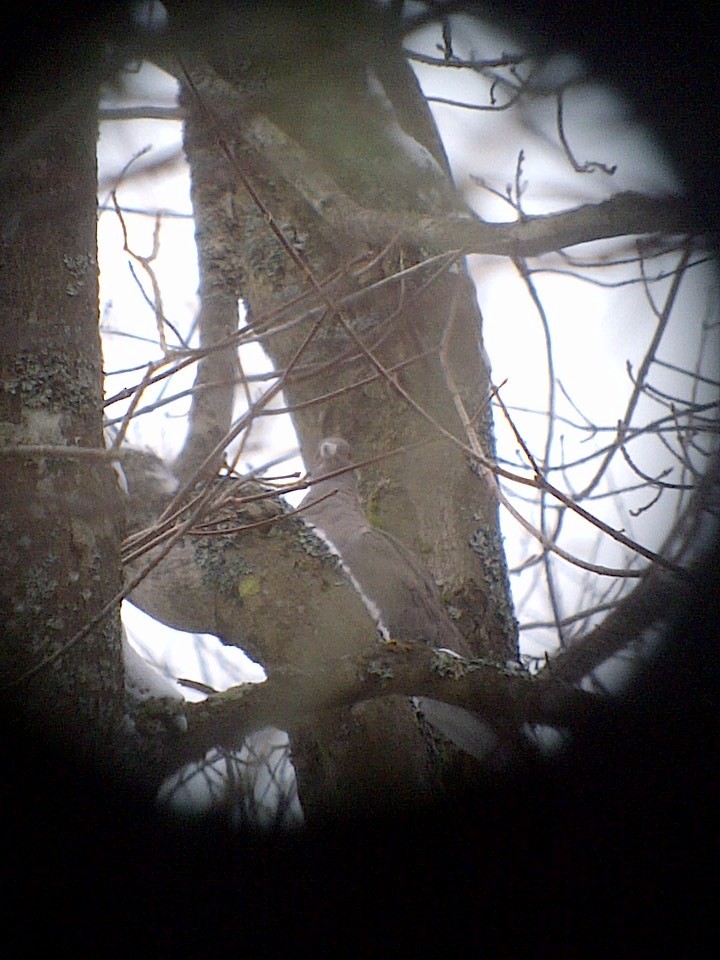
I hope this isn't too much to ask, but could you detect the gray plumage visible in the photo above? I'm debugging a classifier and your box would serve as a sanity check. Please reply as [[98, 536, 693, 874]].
[[300, 437, 500, 762], [300, 437, 470, 654]]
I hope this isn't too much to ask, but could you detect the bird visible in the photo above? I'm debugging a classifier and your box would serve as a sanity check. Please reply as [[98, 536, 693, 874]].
[[299, 436, 503, 762], [300, 437, 471, 653]]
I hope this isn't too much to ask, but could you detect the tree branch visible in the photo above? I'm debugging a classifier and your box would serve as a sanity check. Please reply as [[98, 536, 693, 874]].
[[170, 641, 600, 766], [541, 448, 720, 683], [388, 193, 698, 258], [243, 113, 700, 255]]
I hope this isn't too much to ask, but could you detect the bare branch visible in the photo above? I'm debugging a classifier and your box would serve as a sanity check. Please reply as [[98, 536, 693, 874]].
[[556, 89, 617, 175], [178, 642, 601, 761], [100, 106, 184, 121], [240, 111, 699, 255], [576, 244, 693, 498]]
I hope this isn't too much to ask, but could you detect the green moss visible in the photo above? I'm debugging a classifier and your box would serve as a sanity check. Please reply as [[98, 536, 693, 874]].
[[468, 522, 519, 645], [365, 482, 391, 531], [193, 534, 252, 597], [134, 698, 188, 737], [293, 517, 340, 564], [5, 351, 97, 411], [17, 554, 60, 615], [366, 658, 394, 682], [237, 575, 261, 600], [431, 649, 468, 680], [62, 252, 96, 297]]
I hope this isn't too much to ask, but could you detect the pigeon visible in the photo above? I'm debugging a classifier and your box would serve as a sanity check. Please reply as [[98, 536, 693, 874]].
[[300, 437, 504, 762]]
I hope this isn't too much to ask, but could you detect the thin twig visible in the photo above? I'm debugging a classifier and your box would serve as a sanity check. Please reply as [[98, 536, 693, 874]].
[[576, 243, 692, 498]]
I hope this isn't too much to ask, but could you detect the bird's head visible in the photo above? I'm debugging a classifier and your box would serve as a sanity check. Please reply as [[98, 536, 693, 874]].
[[311, 436, 353, 475]]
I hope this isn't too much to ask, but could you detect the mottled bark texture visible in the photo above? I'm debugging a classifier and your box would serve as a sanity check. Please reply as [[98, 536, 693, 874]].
[[173, 5, 516, 656], [155, 3, 519, 814], [0, 90, 125, 766]]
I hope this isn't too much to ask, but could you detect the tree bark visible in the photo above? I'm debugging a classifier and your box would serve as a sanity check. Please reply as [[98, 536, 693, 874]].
[[0, 88, 125, 768], [158, 6, 518, 815]]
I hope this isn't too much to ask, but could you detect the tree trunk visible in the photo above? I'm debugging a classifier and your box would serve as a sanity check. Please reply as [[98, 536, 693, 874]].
[[168, 4, 518, 816], [0, 87, 125, 769]]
